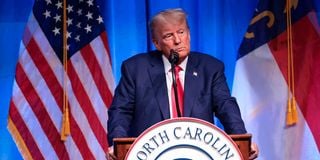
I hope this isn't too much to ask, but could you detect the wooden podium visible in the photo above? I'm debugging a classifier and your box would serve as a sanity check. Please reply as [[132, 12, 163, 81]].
[[113, 134, 251, 160]]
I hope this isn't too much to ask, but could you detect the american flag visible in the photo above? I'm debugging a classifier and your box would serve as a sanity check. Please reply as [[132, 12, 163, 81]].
[[7, 0, 115, 159]]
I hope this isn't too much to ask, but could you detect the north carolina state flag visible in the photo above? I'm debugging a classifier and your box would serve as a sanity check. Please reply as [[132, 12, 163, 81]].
[[232, 0, 320, 159]]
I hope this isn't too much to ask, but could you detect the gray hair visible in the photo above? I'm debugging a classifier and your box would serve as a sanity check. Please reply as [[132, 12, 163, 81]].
[[149, 8, 189, 39]]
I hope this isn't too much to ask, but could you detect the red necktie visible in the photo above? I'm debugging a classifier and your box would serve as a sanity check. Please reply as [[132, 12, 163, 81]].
[[171, 66, 184, 117]]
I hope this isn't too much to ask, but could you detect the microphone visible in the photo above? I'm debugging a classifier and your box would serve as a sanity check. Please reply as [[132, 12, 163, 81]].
[[169, 49, 179, 65], [169, 49, 182, 117]]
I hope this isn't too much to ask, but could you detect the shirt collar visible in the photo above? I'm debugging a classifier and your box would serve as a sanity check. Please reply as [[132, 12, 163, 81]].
[[162, 54, 188, 74]]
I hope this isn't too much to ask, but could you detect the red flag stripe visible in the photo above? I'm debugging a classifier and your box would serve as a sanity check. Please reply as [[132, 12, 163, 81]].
[[9, 101, 44, 159], [69, 114, 95, 159], [25, 37, 63, 110], [81, 44, 113, 108], [68, 61, 108, 153], [268, 15, 320, 149], [15, 63, 69, 159], [91, 34, 115, 98], [69, 51, 109, 132], [67, 88, 106, 158]]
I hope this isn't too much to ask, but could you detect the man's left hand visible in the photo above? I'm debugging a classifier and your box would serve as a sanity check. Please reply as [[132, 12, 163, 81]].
[[249, 142, 259, 160]]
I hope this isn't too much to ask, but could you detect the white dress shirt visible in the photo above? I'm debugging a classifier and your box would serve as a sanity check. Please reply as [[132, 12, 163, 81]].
[[162, 55, 188, 118]]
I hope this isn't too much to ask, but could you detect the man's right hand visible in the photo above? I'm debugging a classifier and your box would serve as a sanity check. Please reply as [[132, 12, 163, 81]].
[[106, 146, 117, 160]]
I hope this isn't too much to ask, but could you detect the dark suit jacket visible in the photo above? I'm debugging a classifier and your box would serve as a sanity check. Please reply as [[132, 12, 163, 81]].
[[108, 50, 246, 144]]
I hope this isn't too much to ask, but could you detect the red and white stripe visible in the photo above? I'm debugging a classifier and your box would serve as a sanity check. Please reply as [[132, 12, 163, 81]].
[[8, 11, 114, 159], [232, 12, 320, 159]]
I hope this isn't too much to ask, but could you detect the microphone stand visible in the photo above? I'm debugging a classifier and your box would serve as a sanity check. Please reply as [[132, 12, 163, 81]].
[[169, 50, 181, 117]]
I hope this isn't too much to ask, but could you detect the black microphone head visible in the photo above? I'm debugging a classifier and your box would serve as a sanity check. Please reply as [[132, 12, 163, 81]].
[[169, 49, 179, 64]]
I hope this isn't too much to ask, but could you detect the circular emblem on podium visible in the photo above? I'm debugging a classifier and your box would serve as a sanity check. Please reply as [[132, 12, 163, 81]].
[[125, 117, 243, 160]]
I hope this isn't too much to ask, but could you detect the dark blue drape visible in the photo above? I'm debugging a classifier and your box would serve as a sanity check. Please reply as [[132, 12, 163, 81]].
[[0, 0, 259, 158]]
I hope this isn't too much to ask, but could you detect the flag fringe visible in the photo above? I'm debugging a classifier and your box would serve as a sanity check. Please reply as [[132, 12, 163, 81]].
[[7, 117, 33, 160]]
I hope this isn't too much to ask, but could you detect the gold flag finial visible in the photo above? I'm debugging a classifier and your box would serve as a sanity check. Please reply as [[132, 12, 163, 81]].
[[284, 0, 299, 13]]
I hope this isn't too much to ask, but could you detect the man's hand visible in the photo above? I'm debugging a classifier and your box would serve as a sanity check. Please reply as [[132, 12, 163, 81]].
[[249, 142, 259, 160], [106, 146, 117, 160]]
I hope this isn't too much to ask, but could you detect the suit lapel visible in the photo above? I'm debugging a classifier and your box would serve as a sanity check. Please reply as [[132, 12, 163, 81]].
[[148, 51, 170, 119], [147, 52, 201, 118], [184, 53, 200, 117]]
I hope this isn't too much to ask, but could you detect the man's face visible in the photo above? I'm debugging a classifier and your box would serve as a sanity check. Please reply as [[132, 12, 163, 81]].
[[152, 21, 190, 62]]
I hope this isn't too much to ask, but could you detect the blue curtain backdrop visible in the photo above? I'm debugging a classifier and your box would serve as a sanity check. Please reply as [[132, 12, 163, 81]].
[[0, 0, 260, 159]]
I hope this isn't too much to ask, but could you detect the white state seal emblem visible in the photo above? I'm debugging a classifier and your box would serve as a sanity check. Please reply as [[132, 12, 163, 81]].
[[125, 117, 243, 160]]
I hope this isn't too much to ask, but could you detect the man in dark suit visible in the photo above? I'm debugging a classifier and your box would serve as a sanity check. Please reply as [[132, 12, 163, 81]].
[[107, 8, 258, 159]]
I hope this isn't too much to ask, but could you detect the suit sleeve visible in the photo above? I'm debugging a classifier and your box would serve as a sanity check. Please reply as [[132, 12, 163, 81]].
[[107, 61, 135, 145], [212, 63, 247, 134]]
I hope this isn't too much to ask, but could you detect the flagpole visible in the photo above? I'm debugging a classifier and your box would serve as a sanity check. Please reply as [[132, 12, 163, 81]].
[[61, 0, 70, 141]]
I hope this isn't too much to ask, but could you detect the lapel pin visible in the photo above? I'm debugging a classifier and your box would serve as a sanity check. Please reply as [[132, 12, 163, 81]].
[[193, 71, 198, 76]]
